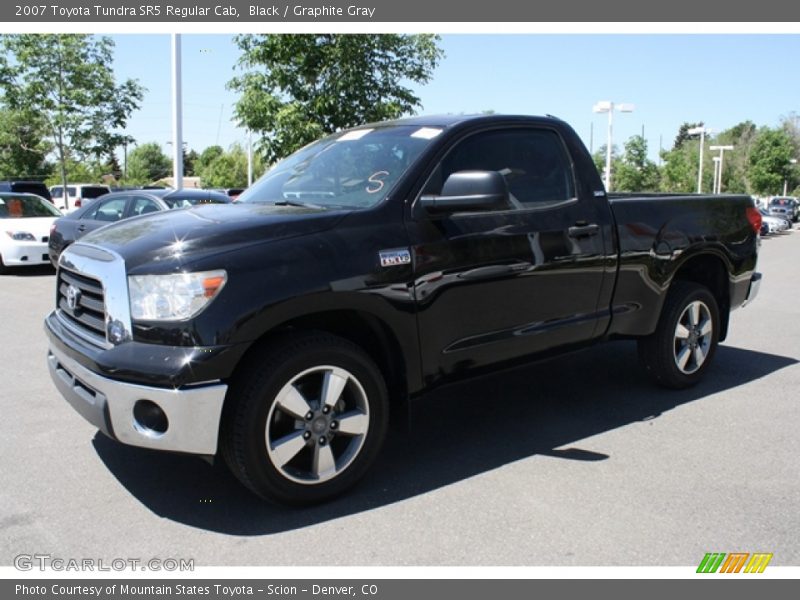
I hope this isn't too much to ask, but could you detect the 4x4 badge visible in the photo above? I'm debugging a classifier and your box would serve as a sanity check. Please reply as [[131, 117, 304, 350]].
[[379, 249, 412, 268]]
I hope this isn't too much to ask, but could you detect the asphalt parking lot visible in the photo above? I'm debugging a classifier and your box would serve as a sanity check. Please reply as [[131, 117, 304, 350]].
[[1, 230, 798, 568]]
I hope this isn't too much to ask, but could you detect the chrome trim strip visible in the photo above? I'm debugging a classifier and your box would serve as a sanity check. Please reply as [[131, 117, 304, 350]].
[[48, 342, 228, 455]]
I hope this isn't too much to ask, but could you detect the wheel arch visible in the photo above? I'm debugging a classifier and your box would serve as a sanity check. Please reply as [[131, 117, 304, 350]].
[[225, 307, 414, 428], [669, 251, 731, 341]]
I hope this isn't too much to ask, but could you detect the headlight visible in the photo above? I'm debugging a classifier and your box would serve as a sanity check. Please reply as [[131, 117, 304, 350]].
[[129, 270, 227, 321], [5, 231, 35, 241]]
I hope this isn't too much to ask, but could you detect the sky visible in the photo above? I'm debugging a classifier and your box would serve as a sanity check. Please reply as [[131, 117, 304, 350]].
[[109, 33, 800, 163]]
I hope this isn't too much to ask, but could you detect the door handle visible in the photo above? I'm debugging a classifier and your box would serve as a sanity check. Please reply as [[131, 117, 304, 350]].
[[568, 223, 599, 238], [77, 225, 87, 232]]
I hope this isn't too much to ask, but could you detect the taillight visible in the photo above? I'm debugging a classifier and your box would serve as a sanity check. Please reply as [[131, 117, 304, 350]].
[[746, 206, 762, 234], [75, 198, 81, 208]]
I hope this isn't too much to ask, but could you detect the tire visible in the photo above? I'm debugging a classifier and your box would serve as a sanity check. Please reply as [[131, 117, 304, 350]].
[[0, 254, 8, 275], [220, 332, 389, 506], [638, 281, 720, 389]]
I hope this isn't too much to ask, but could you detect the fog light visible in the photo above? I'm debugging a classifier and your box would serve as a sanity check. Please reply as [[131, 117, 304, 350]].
[[133, 400, 168, 435]]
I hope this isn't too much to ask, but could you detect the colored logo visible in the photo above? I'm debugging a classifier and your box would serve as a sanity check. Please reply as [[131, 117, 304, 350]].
[[697, 552, 773, 573]]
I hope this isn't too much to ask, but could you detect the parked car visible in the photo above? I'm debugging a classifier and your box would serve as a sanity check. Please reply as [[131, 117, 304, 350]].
[[48, 188, 232, 264], [49, 183, 111, 213], [767, 196, 798, 223], [0, 192, 62, 273], [45, 114, 761, 505], [759, 208, 791, 235], [0, 180, 52, 203], [213, 187, 246, 201]]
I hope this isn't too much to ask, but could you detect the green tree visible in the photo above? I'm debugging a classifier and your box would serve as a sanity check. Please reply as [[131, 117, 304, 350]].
[[712, 121, 758, 194], [615, 135, 660, 192], [196, 145, 224, 173], [43, 157, 117, 187], [0, 34, 144, 193], [199, 144, 264, 188], [673, 122, 704, 150], [748, 128, 795, 195], [184, 149, 199, 177], [125, 143, 171, 185], [229, 34, 444, 162], [0, 108, 52, 180], [659, 145, 697, 193], [592, 144, 620, 188]]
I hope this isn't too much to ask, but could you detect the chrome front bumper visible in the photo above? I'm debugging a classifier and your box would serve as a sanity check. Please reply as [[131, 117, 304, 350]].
[[48, 342, 228, 455]]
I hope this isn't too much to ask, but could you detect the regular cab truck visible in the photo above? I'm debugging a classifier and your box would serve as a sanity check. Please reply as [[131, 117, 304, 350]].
[[45, 115, 762, 505]]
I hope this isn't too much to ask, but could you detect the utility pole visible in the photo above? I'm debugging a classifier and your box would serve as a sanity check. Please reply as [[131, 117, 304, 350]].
[[171, 34, 184, 189]]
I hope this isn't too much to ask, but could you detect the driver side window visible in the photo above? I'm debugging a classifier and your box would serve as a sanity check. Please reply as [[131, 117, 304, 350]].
[[84, 196, 128, 222], [425, 128, 576, 209]]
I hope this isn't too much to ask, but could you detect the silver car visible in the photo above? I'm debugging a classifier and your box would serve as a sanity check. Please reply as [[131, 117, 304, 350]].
[[767, 196, 798, 223], [759, 208, 791, 235]]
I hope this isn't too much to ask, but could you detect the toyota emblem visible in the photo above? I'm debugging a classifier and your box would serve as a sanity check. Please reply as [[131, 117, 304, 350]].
[[66, 285, 81, 311]]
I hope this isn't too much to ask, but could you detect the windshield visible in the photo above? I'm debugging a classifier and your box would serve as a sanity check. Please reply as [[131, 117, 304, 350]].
[[0, 194, 61, 218], [237, 125, 442, 209]]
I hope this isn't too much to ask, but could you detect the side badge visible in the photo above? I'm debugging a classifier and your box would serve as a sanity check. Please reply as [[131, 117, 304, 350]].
[[379, 249, 412, 268]]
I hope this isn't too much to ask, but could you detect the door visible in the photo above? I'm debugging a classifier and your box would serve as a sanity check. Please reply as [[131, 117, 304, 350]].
[[74, 195, 131, 241], [408, 126, 612, 382]]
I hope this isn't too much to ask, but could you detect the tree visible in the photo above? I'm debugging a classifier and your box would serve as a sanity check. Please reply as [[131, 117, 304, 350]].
[[44, 158, 104, 187], [229, 34, 444, 162], [125, 143, 171, 184], [592, 144, 620, 187], [196, 145, 224, 173], [184, 149, 199, 177], [659, 145, 696, 193], [712, 121, 758, 194], [748, 128, 795, 195], [0, 108, 52, 180], [614, 136, 660, 192], [0, 34, 144, 192], [673, 122, 704, 150], [199, 144, 264, 188]]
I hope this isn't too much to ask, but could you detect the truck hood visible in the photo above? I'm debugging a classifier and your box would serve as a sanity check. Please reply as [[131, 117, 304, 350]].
[[79, 203, 350, 271]]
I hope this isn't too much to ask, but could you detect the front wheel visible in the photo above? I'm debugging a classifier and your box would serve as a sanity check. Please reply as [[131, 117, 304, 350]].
[[638, 281, 720, 389], [221, 332, 389, 506]]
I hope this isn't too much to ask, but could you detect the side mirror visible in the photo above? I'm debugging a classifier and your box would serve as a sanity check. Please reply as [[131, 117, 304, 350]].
[[420, 171, 510, 214]]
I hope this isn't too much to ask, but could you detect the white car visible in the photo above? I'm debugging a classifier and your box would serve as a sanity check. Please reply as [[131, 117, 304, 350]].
[[49, 183, 111, 212], [0, 192, 63, 273]]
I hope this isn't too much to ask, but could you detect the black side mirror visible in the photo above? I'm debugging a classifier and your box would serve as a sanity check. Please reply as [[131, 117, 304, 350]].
[[420, 171, 511, 214]]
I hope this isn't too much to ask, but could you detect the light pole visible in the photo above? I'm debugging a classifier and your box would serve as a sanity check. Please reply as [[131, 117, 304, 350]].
[[593, 101, 635, 192], [688, 126, 712, 193], [784, 158, 798, 196], [171, 34, 184, 190], [710, 145, 734, 193], [712, 157, 721, 194]]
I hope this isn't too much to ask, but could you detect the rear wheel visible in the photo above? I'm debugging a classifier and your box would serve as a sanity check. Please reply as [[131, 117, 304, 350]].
[[221, 332, 389, 506], [638, 281, 720, 389]]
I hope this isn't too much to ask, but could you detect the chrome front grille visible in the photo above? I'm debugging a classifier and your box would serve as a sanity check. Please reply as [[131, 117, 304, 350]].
[[56, 266, 108, 346], [56, 243, 132, 349]]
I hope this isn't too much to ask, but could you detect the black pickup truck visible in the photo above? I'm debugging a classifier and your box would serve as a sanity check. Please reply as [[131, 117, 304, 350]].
[[45, 115, 762, 505]]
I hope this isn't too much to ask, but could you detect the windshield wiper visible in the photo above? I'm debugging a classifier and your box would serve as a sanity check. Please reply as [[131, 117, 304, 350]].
[[272, 199, 326, 209]]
